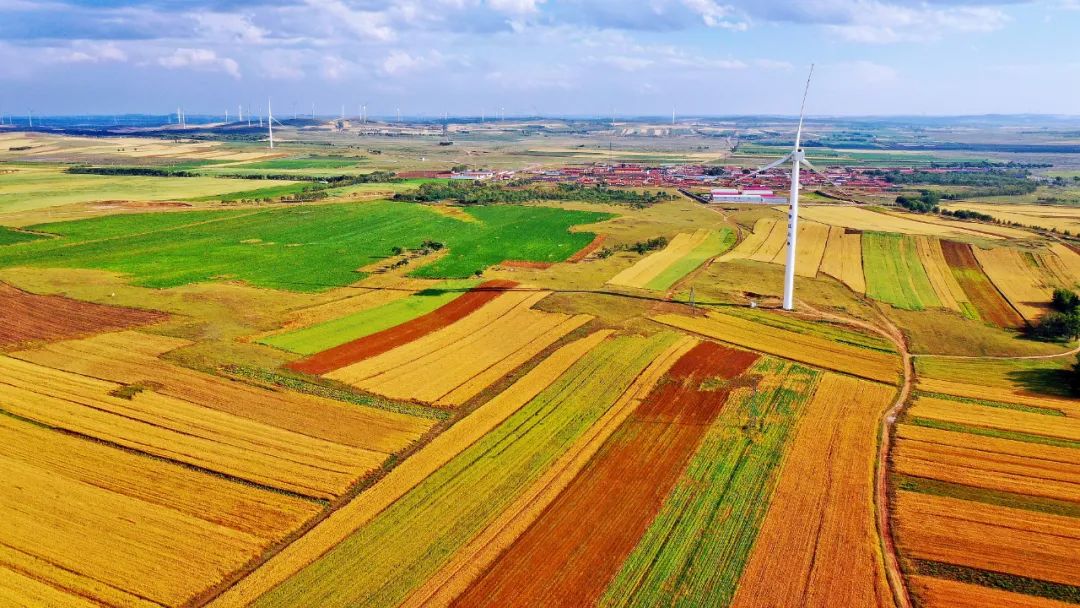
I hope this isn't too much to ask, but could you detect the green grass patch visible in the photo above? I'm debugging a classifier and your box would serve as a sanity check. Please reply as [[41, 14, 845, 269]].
[[254, 332, 677, 608], [909, 417, 1080, 450], [896, 474, 1080, 519], [0, 226, 45, 246], [185, 181, 316, 202], [0, 202, 608, 292], [259, 279, 480, 354], [644, 229, 734, 290], [863, 232, 940, 310], [911, 560, 1080, 604], [233, 156, 364, 171], [601, 359, 822, 607]]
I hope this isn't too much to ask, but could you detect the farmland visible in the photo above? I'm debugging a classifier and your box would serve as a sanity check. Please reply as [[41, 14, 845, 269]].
[[1, 118, 1079, 608]]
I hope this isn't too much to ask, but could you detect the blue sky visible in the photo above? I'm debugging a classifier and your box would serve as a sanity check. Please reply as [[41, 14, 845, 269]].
[[0, 0, 1077, 117]]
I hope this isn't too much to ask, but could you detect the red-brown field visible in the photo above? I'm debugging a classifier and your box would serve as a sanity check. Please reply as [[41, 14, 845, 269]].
[[0, 283, 166, 349], [452, 341, 759, 608], [567, 234, 607, 263], [940, 241, 1024, 328], [288, 280, 517, 375]]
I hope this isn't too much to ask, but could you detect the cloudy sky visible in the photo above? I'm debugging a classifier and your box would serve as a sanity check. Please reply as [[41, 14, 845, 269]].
[[0, 0, 1077, 117]]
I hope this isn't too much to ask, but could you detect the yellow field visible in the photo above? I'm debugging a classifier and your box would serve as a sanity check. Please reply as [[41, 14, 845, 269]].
[[208, 330, 614, 608], [973, 246, 1058, 321], [607, 229, 710, 288], [917, 377, 1080, 417], [796, 205, 1027, 240], [13, 331, 432, 452], [942, 202, 1080, 234], [909, 395, 1080, 442], [0, 354, 383, 499], [653, 311, 900, 383], [894, 425, 1080, 503], [1047, 243, 1080, 284], [895, 491, 1080, 587], [720, 218, 828, 278], [731, 374, 896, 608], [915, 236, 968, 312], [819, 225, 866, 292], [0, 132, 280, 162], [268, 276, 433, 333], [909, 575, 1078, 608], [399, 336, 697, 608], [327, 290, 592, 406]]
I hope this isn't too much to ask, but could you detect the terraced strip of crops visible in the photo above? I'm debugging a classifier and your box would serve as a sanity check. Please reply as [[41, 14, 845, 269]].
[[325, 289, 591, 406], [0, 202, 608, 291], [247, 332, 680, 608], [608, 229, 712, 289], [972, 246, 1063, 323], [719, 218, 829, 279], [0, 226, 45, 246], [644, 229, 734, 290], [914, 236, 971, 315], [12, 331, 433, 452], [819, 225, 866, 293], [863, 232, 942, 310], [601, 358, 821, 607], [286, 280, 515, 374], [0, 282, 166, 349], [0, 402, 321, 607], [209, 330, 615, 608], [653, 309, 901, 383], [450, 341, 758, 607], [731, 373, 897, 608], [0, 355, 383, 499], [941, 240, 1025, 328], [261, 279, 481, 355], [908, 574, 1079, 608]]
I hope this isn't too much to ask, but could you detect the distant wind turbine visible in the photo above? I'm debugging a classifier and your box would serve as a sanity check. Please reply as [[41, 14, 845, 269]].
[[268, 99, 274, 149], [738, 64, 815, 311]]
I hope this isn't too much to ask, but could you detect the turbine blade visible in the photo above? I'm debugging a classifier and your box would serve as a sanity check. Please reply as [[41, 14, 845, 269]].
[[736, 152, 793, 182], [794, 64, 815, 150]]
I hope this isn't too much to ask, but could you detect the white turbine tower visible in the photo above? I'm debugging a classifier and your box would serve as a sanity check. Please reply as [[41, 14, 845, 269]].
[[740, 64, 815, 311], [267, 99, 274, 149]]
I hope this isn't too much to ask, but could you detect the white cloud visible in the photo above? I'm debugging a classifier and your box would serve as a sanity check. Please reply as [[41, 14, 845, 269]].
[[381, 49, 448, 75], [56, 42, 127, 64], [158, 48, 241, 78]]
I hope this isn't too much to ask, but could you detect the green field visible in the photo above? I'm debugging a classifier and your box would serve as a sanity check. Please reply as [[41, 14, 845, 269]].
[[255, 333, 676, 607], [863, 232, 941, 310], [644, 229, 735, 291], [232, 156, 364, 171], [0, 201, 609, 292], [0, 226, 45, 246], [260, 279, 481, 354], [601, 359, 821, 607], [0, 166, 298, 213]]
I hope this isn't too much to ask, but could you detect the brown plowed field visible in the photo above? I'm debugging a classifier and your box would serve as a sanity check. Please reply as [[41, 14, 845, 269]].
[[500, 260, 554, 269], [0, 283, 166, 349], [567, 234, 606, 262], [288, 280, 517, 375], [452, 341, 758, 608], [940, 241, 1024, 328]]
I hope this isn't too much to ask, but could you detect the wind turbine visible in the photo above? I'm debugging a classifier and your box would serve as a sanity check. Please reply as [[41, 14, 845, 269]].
[[268, 99, 274, 149], [739, 64, 815, 311]]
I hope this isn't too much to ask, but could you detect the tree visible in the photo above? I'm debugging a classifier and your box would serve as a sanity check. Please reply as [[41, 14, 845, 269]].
[[1030, 311, 1080, 341], [1052, 288, 1080, 313], [1072, 354, 1080, 395]]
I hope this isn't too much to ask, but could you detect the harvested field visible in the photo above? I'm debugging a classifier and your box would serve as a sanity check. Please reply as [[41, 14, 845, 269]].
[[797, 205, 1019, 239], [730, 374, 896, 608], [210, 330, 615, 608], [720, 218, 827, 278], [12, 331, 432, 453], [602, 359, 822, 607], [1047, 243, 1080, 284], [909, 575, 1078, 608], [909, 395, 1080, 443], [893, 425, 1080, 504], [0, 282, 165, 349], [941, 240, 1024, 327], [326, 289, 592, 406], [0, 355, 383, 499], [288, 280, 516, 375], [452, 341, 758, 608], [973, 246, 1059, 322], [941, 202, 1080, 235], [894, 491, 1080, 587], [819, 225, 866, 292], [653, 310, 900, 383], [863, 232, 941, 310], [915, 236, 969, 313], [249, 333, 681, 608], [608, 229, 711, 289]]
